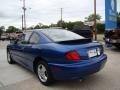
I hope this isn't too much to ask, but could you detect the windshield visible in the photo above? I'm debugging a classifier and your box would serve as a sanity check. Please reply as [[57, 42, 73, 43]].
[[41, 29, 84, 42]]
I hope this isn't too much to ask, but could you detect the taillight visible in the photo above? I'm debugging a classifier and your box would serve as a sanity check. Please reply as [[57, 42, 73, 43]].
[[65, 51, 81, 61]]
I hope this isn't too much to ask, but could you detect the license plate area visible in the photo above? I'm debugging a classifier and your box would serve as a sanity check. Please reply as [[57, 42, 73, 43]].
[[88, 48, 100, 58]]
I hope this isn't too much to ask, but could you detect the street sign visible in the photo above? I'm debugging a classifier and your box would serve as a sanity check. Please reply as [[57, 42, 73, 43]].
[[105, 0, 117, 30]]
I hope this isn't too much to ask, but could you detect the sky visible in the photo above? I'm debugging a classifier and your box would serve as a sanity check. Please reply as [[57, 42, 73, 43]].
[[0, 0, 120, 28]]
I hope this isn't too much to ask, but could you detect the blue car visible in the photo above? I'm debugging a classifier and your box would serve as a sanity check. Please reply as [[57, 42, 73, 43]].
[[7, 29, 107, 86]]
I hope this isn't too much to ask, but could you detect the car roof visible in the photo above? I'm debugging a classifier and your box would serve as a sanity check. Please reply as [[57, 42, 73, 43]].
[[23, 29, 67, 33]]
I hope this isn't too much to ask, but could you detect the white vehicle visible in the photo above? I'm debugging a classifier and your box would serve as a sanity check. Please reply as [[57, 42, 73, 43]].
[[0, 33, 7, 41]]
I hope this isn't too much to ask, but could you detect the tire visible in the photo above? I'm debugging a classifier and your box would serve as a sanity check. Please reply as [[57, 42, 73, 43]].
[[36, 61, 54, 86], [7, 51, 15, 64]]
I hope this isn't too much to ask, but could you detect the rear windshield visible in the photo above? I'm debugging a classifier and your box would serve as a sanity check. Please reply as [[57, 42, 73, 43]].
[[41, 29, 84, 42]]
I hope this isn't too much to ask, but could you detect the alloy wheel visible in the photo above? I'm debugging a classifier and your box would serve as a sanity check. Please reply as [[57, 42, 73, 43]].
[[37, 64, 48, 83]]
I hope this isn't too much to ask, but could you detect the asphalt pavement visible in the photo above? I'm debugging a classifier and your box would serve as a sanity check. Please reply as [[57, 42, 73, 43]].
[[0, 40, 120, 90]]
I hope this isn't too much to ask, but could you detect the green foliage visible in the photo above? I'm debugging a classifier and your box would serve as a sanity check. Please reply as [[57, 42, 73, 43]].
[[34, 23, 49, 29], [0, 26, 5, 36], [56, 20, 83, 30], [97, 23, 105, 34], [85, 14, 102, 22], [117, 12, 120, 28], [66, 21, 84, 30], [27, 26, 34, 30], [0, 29, 3, 36], [6, 26, 19, 33], [66, 22, 75, 30], [50, 24, 57, 27], [57, 20, 67, 29], [34, 25, 40, 29], [57, 20, 62, 27], [41, 25, 49, 29], [117, 12, 120, 18]]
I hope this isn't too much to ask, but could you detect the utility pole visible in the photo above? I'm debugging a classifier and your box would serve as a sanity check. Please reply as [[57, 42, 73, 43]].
[[94, 0, 97, 40], [22, 15, 24, 30], [22, 0, 27, 31], [60, 8, 63, 27]]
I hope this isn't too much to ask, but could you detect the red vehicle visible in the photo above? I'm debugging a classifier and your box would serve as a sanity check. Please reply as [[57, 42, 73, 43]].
[[8, 31, 23, 40]]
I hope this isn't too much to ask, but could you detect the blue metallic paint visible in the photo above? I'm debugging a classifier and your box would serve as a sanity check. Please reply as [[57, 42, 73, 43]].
[[7, 30, 107, 80], [49, 54, 107, 80]]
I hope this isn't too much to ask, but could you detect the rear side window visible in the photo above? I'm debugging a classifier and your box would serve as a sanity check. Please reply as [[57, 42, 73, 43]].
[[29, 33, 40, 44], [17, 31, 32, 44], [24, 32, 32, 41]]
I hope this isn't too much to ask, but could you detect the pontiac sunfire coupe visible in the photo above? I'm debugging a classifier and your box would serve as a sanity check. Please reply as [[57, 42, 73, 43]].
[[7, 29, 107, 86]]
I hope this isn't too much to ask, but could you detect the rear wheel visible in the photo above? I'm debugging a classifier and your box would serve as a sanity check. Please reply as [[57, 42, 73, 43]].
[[7, 51, 15, 64], [36, 61, 54, 86]]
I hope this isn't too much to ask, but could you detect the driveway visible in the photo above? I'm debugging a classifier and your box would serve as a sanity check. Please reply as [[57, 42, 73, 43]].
[[0, 41, 120, 90]]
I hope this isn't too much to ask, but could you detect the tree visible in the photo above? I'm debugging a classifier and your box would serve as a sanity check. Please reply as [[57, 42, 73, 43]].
[[97, 23, 105, 34], [66, 22, 74, 30], [50, 23, 57, 27], [72, 21, 84, 28], [34, 23, 49, 29], [0, 26, 5, 37], [6, 26, 19, 33], [85, 14, 102, 22], [66, 21, 83, 30], [56, 20, 67, 29], [27, 26, 34, 30], [117, 12, 120, 28], [41, 25, 49, 29], [34, 25, 40, 29]]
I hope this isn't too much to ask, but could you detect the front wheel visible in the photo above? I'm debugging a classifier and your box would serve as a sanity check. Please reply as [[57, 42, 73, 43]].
[[36, 61, 54, 86], [7, 51, 15, 64]]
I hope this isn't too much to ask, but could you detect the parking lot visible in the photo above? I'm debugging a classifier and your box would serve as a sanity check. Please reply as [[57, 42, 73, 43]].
[[0, 40, 120, 90]]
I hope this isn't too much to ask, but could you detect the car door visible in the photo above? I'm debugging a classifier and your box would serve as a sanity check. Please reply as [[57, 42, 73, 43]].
[[10, 31, 32, 65], [19, 32, 41, 69]]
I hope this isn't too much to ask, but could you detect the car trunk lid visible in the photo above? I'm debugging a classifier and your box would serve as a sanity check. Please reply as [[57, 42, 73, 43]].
[[56, 39, 103, 60]]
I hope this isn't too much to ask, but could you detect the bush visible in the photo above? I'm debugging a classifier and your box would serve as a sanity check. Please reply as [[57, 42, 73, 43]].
[[97, 24, 105, 34]]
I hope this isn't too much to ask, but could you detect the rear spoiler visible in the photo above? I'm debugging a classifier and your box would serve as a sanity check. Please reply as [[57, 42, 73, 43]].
[[57, 38, 92, 44]]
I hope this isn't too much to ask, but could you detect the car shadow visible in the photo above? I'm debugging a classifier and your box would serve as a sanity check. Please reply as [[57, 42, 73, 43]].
[[8, 62, 108, 89], [50, 74, 105, 89], [13, 62, 105, 88], [110, 47, 120, 52], [12, 62, 35, 76]]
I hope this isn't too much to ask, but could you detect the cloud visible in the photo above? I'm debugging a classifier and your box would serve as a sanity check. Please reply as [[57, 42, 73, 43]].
[[0, 12, 6, 18], [0, 0, 119, 28]]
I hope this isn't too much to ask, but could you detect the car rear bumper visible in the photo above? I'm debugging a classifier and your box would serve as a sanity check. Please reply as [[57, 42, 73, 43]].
[[48, 54, 107, 80]]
